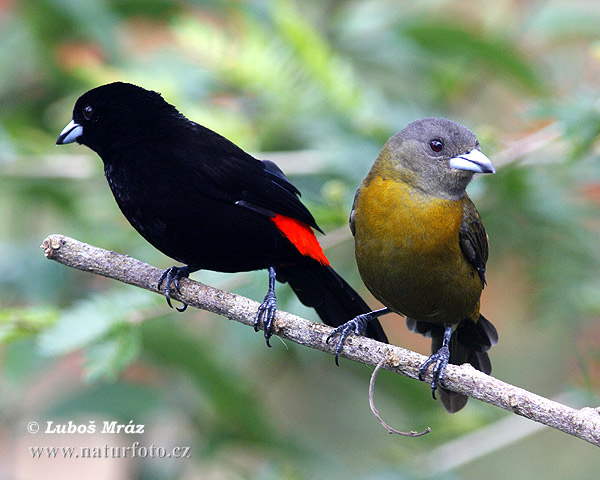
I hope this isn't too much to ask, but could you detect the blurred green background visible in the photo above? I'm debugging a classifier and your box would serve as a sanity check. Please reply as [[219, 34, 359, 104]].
[[2, 0, 600, 478]]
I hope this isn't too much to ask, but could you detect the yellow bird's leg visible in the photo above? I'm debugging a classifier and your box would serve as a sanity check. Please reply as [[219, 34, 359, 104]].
[[419, 324, 452, 399], [326, 307, 390, 365]]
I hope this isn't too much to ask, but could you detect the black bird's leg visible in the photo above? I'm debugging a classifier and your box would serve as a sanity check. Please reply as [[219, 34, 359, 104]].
[[418, 324, 452, 399], [157, 265, 190, 312], [326, 307, 390, 365], [255, 266, 278, 347]]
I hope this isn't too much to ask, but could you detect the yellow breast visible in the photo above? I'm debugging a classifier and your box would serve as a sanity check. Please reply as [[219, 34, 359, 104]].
[[353, 176, 481, 324]]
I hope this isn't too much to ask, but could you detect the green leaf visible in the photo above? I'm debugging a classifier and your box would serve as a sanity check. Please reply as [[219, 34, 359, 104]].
[[400, 21, 546, 95], [84, 326, 142, 382], [0, 305, 59, 343], [37, 287, 161, 356]]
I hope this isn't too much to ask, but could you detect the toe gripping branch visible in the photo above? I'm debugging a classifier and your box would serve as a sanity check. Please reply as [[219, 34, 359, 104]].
[[254, 266, 278, 347], [326, 308, 390, 366], [157, 265, 191, 312], [418, 324, 452, 399]]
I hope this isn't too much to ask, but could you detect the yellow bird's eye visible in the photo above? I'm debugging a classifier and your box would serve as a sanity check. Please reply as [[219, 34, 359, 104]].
[[429, 139, 443, 152]]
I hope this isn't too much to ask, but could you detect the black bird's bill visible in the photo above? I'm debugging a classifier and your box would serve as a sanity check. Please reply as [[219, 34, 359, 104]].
[[56, 119, 83, 145], [449, 149, 495, 174]]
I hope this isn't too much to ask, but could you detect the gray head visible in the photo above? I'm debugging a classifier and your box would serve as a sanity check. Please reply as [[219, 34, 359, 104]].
[[377, 117, 495, 199]]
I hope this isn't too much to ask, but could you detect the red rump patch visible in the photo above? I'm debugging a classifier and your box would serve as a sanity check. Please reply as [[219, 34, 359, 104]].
[[271, 214, 329, 266]]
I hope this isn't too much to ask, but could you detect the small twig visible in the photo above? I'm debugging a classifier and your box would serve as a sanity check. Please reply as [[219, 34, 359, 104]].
[[369, 354, 431, 436], [41, 234, 600, 447]]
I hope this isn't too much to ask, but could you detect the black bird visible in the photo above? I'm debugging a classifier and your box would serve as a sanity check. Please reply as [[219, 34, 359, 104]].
[[56, 82, 387, 346]]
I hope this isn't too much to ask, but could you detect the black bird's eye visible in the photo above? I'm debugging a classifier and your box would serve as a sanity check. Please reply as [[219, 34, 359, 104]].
[[83, 105, 93, 121], [429, 139, 444, 152]]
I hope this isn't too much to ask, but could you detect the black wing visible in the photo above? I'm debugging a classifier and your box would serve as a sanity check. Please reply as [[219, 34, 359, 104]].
[[175, 123, 320, 230], [459, 195, 489, 286]]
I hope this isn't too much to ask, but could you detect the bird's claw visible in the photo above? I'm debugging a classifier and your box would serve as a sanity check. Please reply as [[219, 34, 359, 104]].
[[418, 345, 450, 399], [157, 265, 190, 312], [326, 314, 370, 366], [255, 290, 277, 347]]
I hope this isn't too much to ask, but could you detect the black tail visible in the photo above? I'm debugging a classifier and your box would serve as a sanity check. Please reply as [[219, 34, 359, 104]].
[[407, 314, 498, 413], [277, 264, 388, 344]]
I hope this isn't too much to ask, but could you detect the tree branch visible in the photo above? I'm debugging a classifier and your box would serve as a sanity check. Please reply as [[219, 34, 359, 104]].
[[41, 234, 600, 447]]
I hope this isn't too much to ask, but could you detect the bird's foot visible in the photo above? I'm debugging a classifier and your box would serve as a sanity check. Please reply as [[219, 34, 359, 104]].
[[157, 265, 190, 312], [255, 289, 277, 347], [254, 267, 278, 347], [418, 345, 450, 400], [326, 313, 373, 366], [419, 324, 453, 399]]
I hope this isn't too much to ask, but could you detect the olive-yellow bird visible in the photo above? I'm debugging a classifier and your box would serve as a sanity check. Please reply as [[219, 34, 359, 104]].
[[329, 118, 498, 412]]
